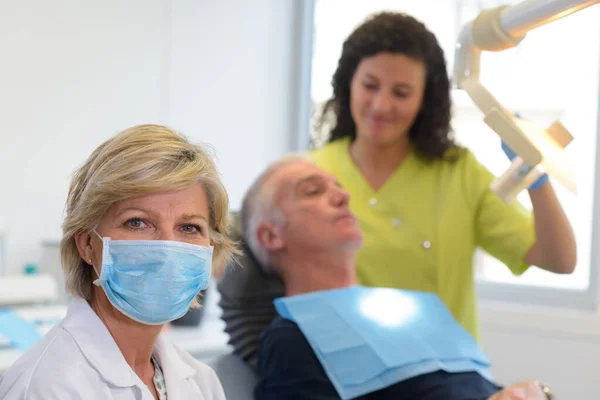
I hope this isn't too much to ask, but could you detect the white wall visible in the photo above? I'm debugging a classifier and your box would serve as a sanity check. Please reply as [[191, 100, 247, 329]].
[[0, 0, 299, 275], [480, 302, 600, 399], [166, 0, 300, 209]]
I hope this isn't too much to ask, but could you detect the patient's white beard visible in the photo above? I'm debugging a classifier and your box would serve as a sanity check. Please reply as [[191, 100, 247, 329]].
[[281, 259, 357, 296]]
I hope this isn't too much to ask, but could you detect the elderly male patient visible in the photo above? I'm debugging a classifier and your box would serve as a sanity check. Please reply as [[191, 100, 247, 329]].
[[241, 155, 551, 400]]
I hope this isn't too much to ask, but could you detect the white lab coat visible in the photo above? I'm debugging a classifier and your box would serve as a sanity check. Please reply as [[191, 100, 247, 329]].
[[0, 297, 226, 400]]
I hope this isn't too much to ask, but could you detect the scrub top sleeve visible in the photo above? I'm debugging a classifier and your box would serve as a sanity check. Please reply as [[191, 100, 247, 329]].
[[465, 151, 536, 276]]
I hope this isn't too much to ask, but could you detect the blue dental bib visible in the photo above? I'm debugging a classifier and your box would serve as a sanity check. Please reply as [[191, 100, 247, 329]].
[[274, 286, 493, 400]]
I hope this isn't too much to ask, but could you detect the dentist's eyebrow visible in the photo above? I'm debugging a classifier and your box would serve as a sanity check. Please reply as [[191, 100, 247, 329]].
[[115, 207, 156, 218], [179, 214, 208, 223]]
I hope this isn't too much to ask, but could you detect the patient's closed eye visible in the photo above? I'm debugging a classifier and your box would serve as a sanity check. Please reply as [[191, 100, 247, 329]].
[[303, 183, 322, 195]]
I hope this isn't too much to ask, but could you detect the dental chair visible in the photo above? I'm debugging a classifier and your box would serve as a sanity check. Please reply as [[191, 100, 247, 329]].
[[208, 353, 258, 400], [211, 212, 284, 398]]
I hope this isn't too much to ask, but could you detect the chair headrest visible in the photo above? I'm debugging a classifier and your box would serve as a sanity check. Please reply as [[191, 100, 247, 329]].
[[217, 211, 285, 368]]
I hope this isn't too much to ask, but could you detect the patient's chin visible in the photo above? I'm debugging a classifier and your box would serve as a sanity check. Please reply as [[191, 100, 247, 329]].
[[340, 231, 363, 249]]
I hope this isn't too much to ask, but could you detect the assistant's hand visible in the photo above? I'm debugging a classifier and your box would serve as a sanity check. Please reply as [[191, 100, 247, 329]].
[[501, 113, 548, 190], [501, 140, 548, 191]]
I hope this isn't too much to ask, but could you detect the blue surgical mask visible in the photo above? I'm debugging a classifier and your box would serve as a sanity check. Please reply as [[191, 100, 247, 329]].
[[92, 230, 213, 325]]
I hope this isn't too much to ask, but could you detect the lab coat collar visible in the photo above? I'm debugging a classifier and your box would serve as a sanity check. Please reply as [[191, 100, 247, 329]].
[[153, 335, 199, 398], [62, 297, 139, 388], [62, 298, 200, 395]]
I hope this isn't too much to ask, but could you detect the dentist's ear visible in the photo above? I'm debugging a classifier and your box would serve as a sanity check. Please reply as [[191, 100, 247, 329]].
[[256, 222, 285, 252], [74, 230, 98, 266]]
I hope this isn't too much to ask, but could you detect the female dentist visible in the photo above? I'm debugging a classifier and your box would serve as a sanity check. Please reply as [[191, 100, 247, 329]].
[[0, 124, 235, 399]]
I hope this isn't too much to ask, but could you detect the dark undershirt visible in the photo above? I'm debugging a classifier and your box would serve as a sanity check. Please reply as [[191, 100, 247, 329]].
[[254, 316, 502, 400]]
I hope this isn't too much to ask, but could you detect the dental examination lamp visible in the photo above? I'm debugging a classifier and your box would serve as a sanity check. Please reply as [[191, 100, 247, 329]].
[[454, 0, 599, 203]]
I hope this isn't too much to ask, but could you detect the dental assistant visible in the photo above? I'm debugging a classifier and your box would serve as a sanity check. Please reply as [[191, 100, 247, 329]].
[[311, 12, 576, 341]]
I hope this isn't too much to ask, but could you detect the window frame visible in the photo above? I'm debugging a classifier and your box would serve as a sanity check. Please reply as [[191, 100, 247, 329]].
[[294, 0, 316, 152]]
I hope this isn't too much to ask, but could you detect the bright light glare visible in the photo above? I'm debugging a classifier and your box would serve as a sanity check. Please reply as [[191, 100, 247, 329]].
[[512, 117, 576, 193], [358, 289, 419, 327]]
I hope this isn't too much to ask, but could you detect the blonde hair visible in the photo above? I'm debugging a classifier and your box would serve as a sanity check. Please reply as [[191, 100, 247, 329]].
[[241, 153, 314, 273], [61, 124, 236, 303]]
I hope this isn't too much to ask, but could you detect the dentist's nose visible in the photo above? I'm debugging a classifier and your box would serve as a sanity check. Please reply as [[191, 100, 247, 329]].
[[157, 228, 177, 241]]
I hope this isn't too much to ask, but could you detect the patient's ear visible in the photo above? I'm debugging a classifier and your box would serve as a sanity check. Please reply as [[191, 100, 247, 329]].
[[256, 222, 284, 252]]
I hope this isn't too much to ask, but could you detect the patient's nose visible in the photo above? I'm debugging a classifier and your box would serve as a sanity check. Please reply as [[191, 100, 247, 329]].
[[331, 186, 350, 207]]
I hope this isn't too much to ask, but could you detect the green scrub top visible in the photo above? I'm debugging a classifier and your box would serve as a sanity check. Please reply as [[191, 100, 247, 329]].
[[311, 137, 535, 340]]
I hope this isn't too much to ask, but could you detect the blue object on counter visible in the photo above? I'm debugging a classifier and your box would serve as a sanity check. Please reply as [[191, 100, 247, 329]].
[[23, 263, 39, 275], [0, 308, 42, 351]]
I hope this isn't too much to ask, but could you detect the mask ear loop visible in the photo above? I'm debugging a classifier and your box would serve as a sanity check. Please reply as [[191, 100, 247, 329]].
[[92, 229, 103, 241], [89, 257, 102, 286], [90, 230, 104, 286]]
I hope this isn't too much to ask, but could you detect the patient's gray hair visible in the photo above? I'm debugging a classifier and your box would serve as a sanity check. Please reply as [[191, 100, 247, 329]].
[[241, 153, 314, 273]]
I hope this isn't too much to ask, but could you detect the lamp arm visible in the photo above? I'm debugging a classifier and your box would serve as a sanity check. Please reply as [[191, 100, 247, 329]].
[[453, 0, 598, 203]]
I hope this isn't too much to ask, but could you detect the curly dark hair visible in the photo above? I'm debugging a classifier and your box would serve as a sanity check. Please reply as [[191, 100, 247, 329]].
[[315, 12, 459, 161]]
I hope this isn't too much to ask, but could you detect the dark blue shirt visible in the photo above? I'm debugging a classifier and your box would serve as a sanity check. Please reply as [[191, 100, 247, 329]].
[[255, 316, 502, 400]]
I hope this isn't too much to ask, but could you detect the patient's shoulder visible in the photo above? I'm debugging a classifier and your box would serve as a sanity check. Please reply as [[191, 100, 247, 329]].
[[262, 316, 303, 342], [259, 316, 311, 361], [255, 318, 341, 399], [258, 316, 328, 378]]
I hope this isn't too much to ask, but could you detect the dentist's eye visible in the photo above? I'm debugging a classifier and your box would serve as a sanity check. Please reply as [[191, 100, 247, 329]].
[[181, 224, 202, 234], [125, 218, 148, 229]]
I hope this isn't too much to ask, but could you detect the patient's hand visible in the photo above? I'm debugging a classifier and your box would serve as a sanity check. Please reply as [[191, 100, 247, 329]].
[[489, 381, 547, 400]]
